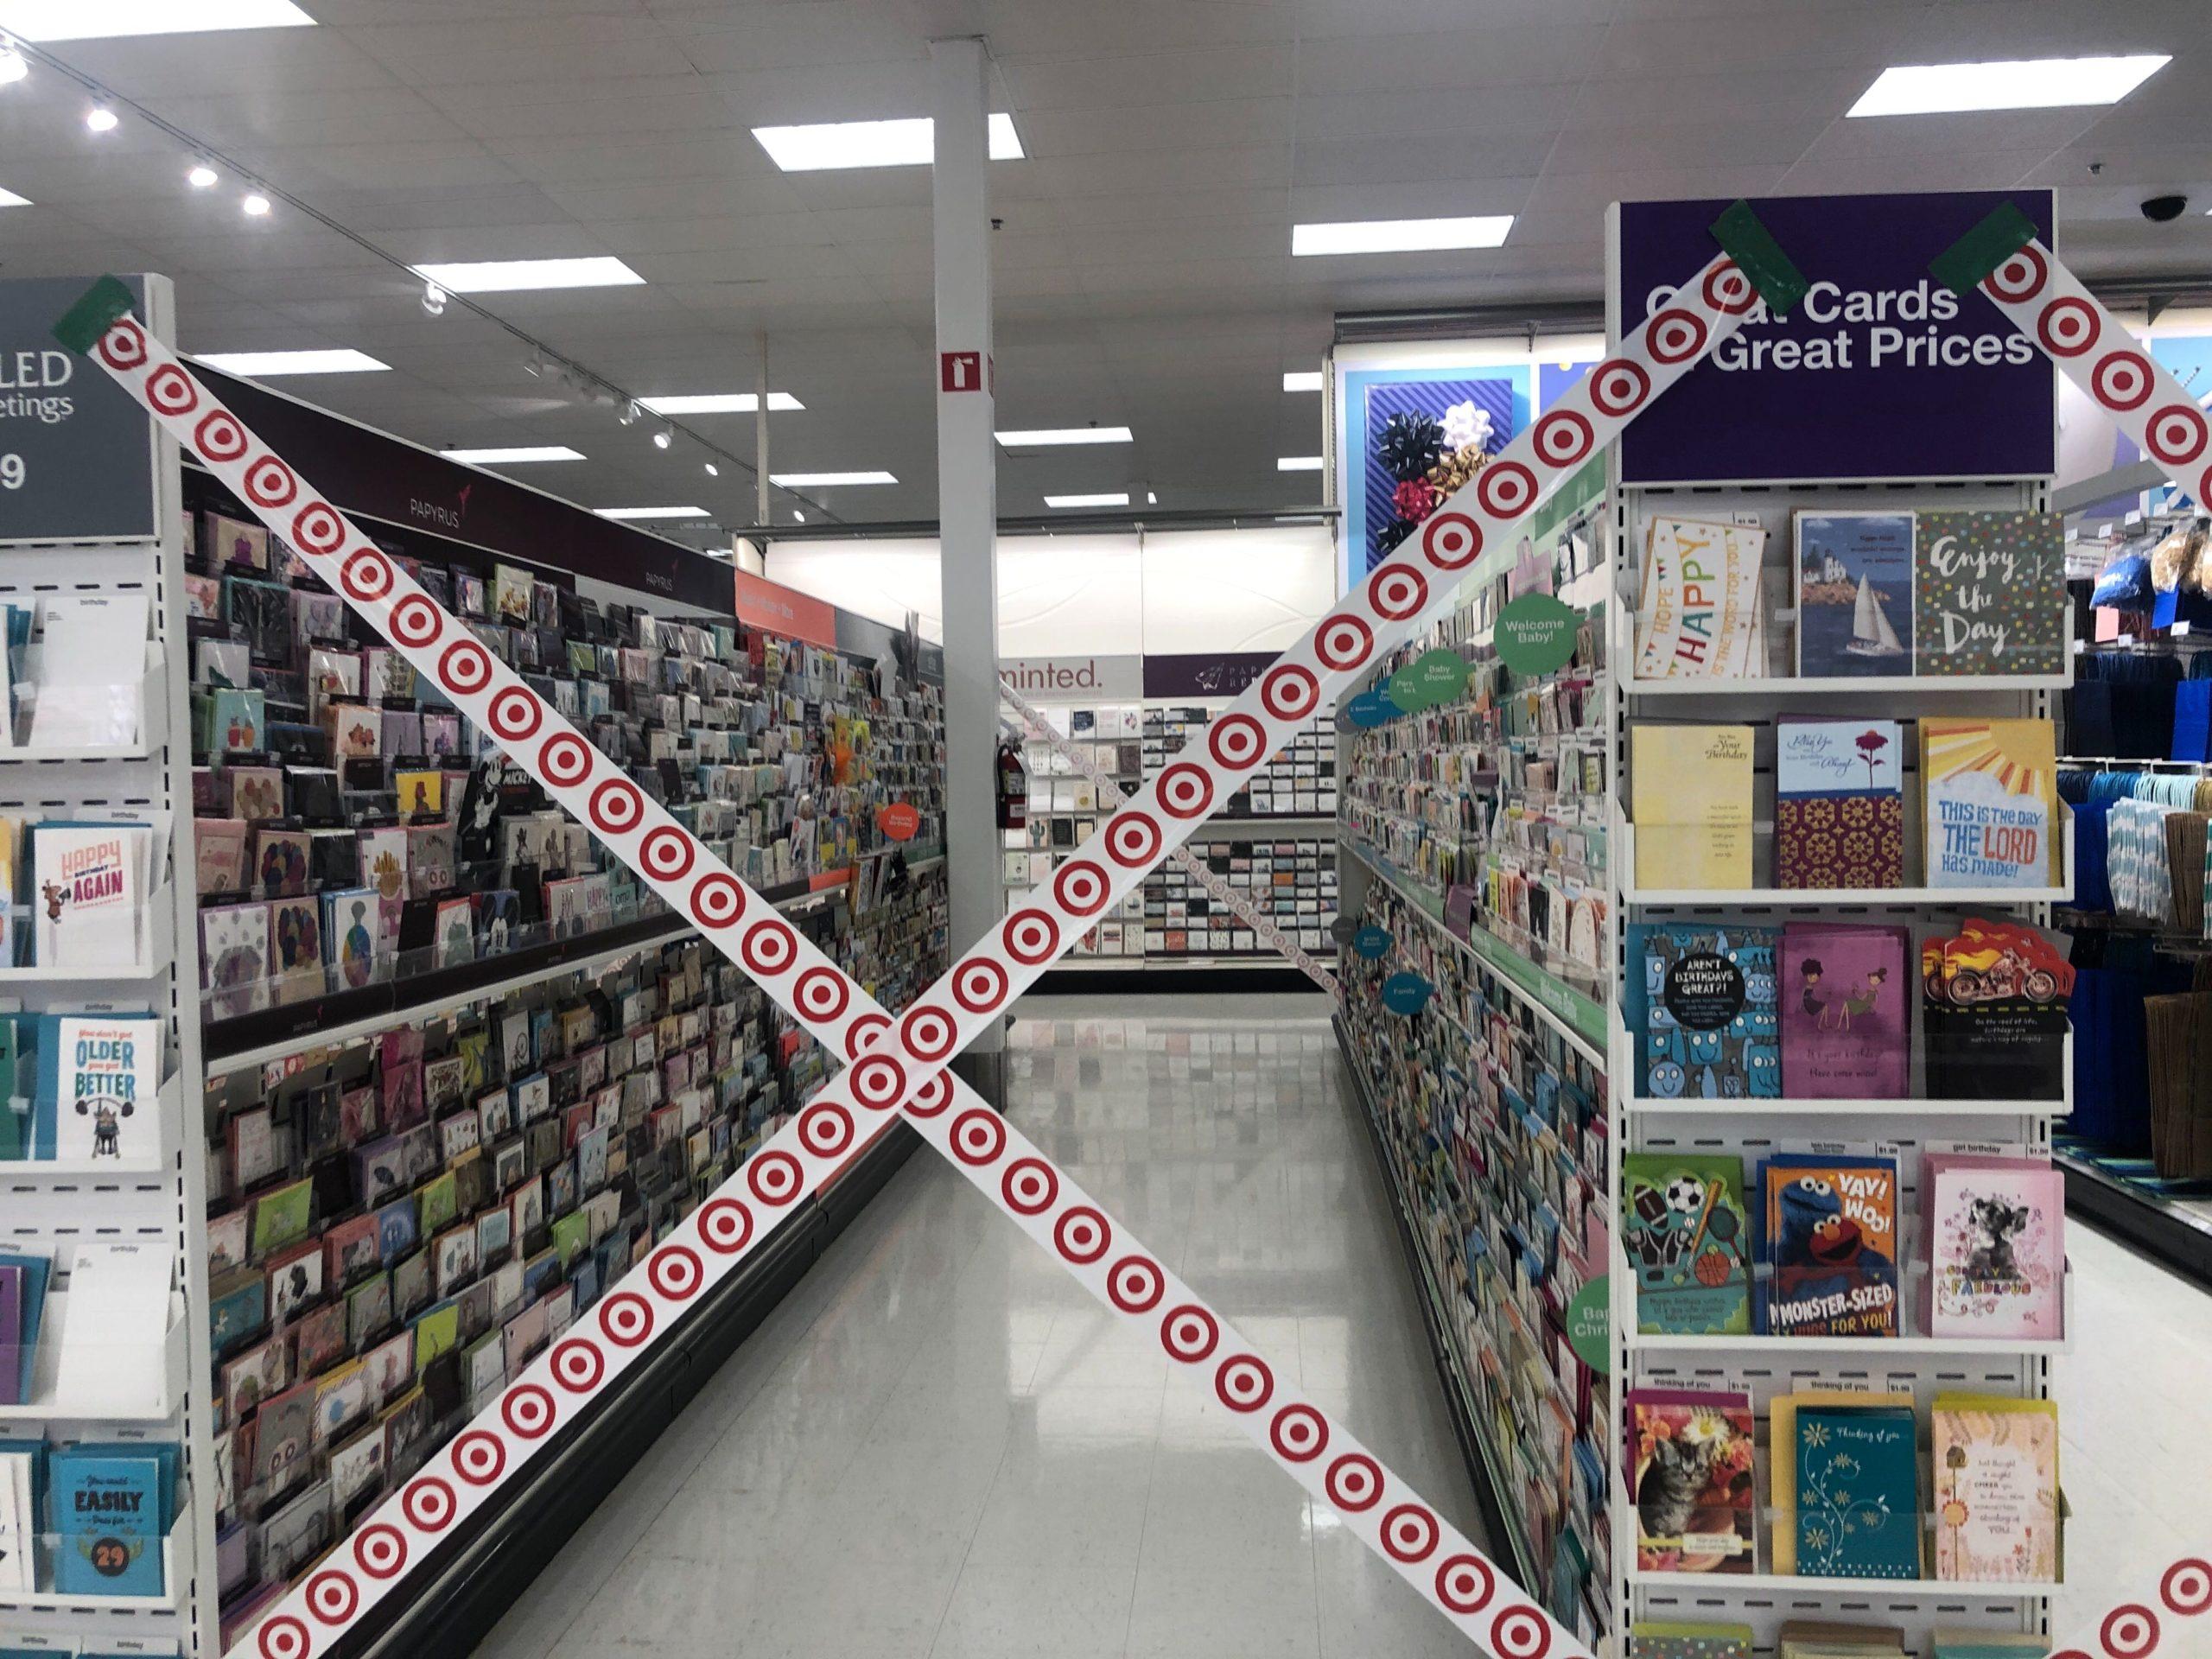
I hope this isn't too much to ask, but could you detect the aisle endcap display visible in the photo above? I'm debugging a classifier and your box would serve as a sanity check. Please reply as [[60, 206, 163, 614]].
[[1338, 189, 2094, 1659], [67, 220, 1769, 1657]]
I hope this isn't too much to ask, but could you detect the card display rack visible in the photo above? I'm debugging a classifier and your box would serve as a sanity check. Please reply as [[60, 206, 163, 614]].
[[0, 276, 221, 1656], [1336, 306, 2079, 1655], [1611, 452, 2069, 1650], [1008, 699, 1339, 967]]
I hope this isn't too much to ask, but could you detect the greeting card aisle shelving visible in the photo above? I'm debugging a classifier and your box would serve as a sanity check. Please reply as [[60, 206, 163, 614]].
[[1333, 471, 1620, 1646], [1608, 450, 2069, 1654], [0, 275, 221, 1656], [1011, 696, 1339, 976]]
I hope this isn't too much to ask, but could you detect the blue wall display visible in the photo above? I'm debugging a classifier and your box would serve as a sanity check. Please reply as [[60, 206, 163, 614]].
[[1615, 191, 2056, 486], [1345, 689, 1399, 728], [1343, 365, 1530, 582]]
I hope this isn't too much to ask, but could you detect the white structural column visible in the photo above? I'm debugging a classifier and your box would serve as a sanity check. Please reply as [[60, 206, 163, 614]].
[[931, 35, 1004, 1091]]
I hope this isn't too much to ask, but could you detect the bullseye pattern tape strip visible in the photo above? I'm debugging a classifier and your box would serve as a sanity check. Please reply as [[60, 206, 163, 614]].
[[58, 294, 995, 1659], [67, 222, 1763, 1659], [996, 679, 1339, 995], [676, 246, 1758, 1654], [1958, 236, 2212, 523]]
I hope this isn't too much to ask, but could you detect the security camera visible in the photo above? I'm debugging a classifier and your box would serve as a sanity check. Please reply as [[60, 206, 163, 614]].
[[2142, 194, 2190, 223]]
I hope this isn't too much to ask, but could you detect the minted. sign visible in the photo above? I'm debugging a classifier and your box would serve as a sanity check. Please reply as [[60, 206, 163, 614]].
[[876, 802, 920, 842], [1352, 925, 1394, 960], [1381, 971, 1433, 1016], [1, 276, 157, 543], [1387, 648, 1472, 712], [1495, 592, 1581, 677]]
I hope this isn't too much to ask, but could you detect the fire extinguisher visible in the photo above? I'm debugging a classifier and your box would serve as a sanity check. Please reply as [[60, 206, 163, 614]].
[[995, 737, 1027, 832]]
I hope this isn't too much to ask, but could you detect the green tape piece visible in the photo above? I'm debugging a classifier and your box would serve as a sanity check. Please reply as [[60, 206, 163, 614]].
[[52, 275, 136, 355], [1708, 199, 1808, 319], [1930, 201, 2038, 296]]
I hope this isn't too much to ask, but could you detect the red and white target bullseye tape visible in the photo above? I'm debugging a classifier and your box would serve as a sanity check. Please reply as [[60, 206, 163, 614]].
[[647, 1243, 706, 1301], [1382, 1503, 1440, 1563], [353, 1524, 408, 1580], [1271, 1403, 1327, 1461], [1325, 1452, 1384, 1512], [501, 1383, 556, 1440], [1001, 1156, 1058, 1215], [599, 1290, 657, 1346], [401, 1477, 456, 1533], [551, 1338, 606, 1394], [258, 1616, 312, 1659], [1956, 238, 2212, 1659], [1160, 1305, 1219, 1364], [1107, 1255, 1165, 1314], [78, 272, 1754, 1659], [1053, 1205, 1111, 1264], [1214, 1354, 1273, 1413], [2102, 1607, 2159, 1659], [304, 1570, 359, 1624], [1435, 1554, 1496, 1615], [798, 1103, 856, 1157], [951, 1108, 1007, 1166], [2163, 1559, 2212, 1616], [793, 965, 850, 1022], [451, 1430, 507, 1486], [697, 1197, 754, 1254]]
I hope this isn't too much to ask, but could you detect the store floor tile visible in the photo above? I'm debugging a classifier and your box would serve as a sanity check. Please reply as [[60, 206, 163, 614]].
[[474, 991, 1483, 1659]]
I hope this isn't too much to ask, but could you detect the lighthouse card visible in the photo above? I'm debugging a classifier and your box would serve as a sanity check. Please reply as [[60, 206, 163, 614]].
[[1914, 511, 2066, 677], [1795, 512, 1914, 677]]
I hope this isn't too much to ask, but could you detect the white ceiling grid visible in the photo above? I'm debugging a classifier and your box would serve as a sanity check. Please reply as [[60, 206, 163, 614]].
[[0, 0, 2204, 536]]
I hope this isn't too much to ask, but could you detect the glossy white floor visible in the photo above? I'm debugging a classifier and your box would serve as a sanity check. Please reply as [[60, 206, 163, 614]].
[[476, 993, 1485, 1659], [474, 993, 2211, 1659]]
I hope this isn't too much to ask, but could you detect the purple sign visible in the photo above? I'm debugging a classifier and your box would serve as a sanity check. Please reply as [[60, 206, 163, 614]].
[[1616, 191, 2056, 485], [1141, 652, 1281, 698]]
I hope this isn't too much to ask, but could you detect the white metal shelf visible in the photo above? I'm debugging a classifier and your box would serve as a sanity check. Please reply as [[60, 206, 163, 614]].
[[0, 1290, 191, 1424], [1624, 1568, 2056, 1599], [1616, 813, 2074, 908]]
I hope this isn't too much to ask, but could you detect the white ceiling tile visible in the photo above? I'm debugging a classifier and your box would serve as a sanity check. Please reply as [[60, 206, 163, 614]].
[[1020, 99, 1294, 158], [1001, 44, 1295, 110]]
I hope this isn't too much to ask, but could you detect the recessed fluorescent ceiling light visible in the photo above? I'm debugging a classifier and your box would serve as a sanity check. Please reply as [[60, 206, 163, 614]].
[[996, 426, 1133, 447], [441, 446, 584, 464], [0, 0, 314, 40], [0, 186, 29, 207], [411, 257, 643, 294], [195, 348, 389, 376], [1045, 492, 1156, 508], [1847, 54, 2169, 116], [752, 113, 1023, 171], [594, 505, 708, 520], [1293, 214, 1514, 257], [639, 392, 804, 414], [1277, 456, 1324, 472], [1282, 371, 1323, 392], [770, 471, 896, 486]]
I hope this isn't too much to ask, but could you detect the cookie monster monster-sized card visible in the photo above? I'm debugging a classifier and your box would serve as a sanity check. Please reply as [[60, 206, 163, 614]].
[[1759, 1154, 1899, 1337]]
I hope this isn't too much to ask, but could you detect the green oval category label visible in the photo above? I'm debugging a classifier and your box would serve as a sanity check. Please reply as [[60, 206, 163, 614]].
[[1388, 648, 1471, 712], [1567, 1274, 1611, 1375], [1496, 592, 1580, 677]]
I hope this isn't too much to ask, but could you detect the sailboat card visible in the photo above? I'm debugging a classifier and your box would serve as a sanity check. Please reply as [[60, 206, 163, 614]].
[[1921, 719, 2059, 889], [1914, 512, 2066, 677], [1795, 512, 1914, 677], [1775, 720, 1904, 889]]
